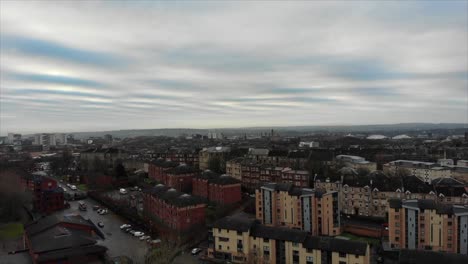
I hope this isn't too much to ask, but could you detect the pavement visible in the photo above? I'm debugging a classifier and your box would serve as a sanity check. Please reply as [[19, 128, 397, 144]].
[[54, 198, 150, 263]]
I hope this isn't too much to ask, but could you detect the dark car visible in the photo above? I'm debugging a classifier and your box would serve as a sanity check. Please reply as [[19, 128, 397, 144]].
[[93, 205, 100, 211]]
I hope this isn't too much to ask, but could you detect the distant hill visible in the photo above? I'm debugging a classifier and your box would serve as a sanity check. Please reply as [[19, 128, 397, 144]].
[[64, 123, 466, 139]]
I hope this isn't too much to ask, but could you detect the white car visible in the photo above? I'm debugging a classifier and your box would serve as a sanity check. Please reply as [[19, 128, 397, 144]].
[[98, 209, 108, 215], [120, 224, 131, 230], [191, 248, 202, 255], [119, 188, 128, 195], [140, 235, 150, 241], [133, 231, 144, 237], [70, 185, 77, 190]]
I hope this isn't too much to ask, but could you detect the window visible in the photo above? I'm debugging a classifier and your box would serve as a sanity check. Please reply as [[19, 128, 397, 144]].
[[218, 245, 222, 250], [219, 237, 229, 242], [292, 242, 299, 247], [263, 238, 269, 243], [237, 231, 242, 236], [339, 252, 346, 258], [339, 261, 346, 264]]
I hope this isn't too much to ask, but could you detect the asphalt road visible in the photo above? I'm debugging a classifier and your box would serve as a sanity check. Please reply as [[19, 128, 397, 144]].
[[55, 198, 150, 263]]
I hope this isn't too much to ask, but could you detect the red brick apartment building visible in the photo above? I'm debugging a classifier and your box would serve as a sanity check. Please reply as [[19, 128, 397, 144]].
[[164, 164, 199, 192], [151, 148, 200, 167], [240, 160, 310, 191], [192, 170, 242, 204], [143, 184, 206, 232], [22, 172, 64, 214], [148, 158, 178, 181]]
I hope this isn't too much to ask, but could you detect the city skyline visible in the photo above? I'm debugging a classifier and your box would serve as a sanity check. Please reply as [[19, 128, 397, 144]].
[[1, 1, 467, 134]]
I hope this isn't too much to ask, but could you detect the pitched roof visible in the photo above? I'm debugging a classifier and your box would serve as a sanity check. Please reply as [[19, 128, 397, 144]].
[[399, 249, 468, 264], [304, 236, 368, 256], [212, 213, 256, 232], [251, 224, 308, 243], [144, 185, 205, 207]]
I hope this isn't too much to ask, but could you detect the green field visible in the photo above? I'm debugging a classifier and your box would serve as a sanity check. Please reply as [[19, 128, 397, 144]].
[[0, 223, 24, 240]]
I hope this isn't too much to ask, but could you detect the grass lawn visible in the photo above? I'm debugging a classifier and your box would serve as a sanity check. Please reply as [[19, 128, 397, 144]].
[[77, 184, 88, 191], [339, 232, 380, 246], [0, 223, 24, 240]]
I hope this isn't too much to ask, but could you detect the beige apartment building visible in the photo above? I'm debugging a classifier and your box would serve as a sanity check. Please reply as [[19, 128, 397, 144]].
[[315, 180, 468, 218], [226, 157, 245, 181], [209, 213, 370, 264], [383, 160, 452, 183], [388, 199, 468, 255], [199, 146, 231, 171], [256, 183, 341, 236]]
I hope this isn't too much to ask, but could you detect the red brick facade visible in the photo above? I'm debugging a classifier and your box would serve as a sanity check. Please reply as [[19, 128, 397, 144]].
[[148, 160, 178, 182], [165, 170, 198, 193], [208, 183, 242, 204], [192, 178, 209, 198], [143, 186, 206, 232], [192, 172, 242, 205], [22, 175, 64, 214]]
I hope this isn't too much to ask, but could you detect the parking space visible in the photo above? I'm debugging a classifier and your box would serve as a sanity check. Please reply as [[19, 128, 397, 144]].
[[53, 198, 149, 263]]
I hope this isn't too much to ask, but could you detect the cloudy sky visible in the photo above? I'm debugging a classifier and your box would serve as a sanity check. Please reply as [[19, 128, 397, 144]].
[[1, 1, 467, 134]]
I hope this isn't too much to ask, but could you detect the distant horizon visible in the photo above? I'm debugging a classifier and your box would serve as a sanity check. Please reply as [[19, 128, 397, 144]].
[[2, 122, 466, 137]]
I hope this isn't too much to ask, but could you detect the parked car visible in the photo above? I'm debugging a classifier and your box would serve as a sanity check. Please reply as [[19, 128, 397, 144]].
[[98, 209, 108, 215], [93, 205, 100, 211], [133, 231, 144, 237], [119, 188, 128, 195], [129, 230, 137, 235], [191, 248, 202, 255], [140, 235, 150, 241], [120, 224, 131, 230], [78, 201, 87, 211], [98, 222, 104, 228], [70, 185, 77, 191], [131, 186, 139, 191]]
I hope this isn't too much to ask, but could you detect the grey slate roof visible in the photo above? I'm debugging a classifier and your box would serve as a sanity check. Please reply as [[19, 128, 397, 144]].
[[304, 236, 368, 256], [212, 213, 256, 232], [144, 185, 205, 207], [399, 249, 468, 264], [251, 225, 308, 243]]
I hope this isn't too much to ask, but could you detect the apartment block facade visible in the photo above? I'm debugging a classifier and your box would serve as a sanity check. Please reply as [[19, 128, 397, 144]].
[[383, 160, 452, 183], [255, 183, 341, 236], [388, 199, 468, 254], [142, 184, 206, 232], [192, 170, 242, 204], [22, 173, 64, 214], [316, 180, 468, 218], [208, 214, 370, 264]]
